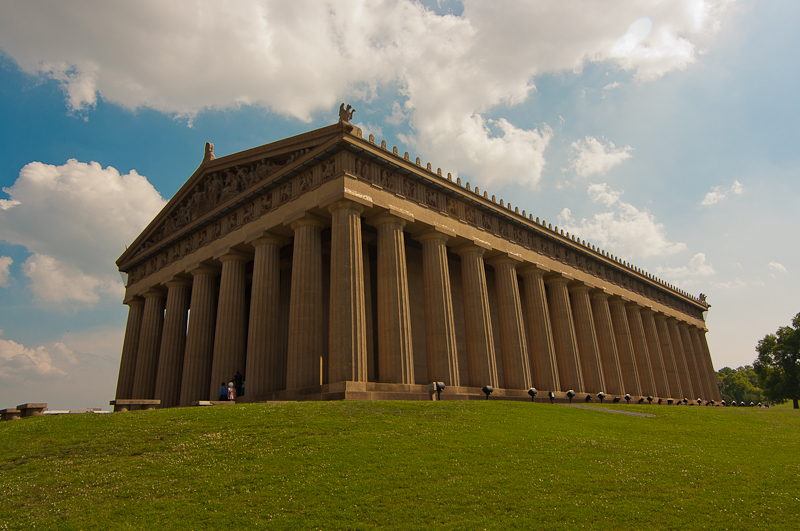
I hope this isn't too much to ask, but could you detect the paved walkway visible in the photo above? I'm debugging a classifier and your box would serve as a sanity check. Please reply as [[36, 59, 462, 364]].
[[560, 403, 657, 418]]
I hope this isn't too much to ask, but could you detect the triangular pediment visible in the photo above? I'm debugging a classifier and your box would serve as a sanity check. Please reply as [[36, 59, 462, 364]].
[[117, 122, 356, 270]]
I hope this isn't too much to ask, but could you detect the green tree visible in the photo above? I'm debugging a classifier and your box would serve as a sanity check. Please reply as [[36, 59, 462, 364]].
[[716, 365, 764, 404], [754, 312, 800, 409]]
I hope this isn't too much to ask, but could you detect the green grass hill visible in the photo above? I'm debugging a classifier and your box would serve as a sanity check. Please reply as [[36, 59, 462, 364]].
[[1, 401, 798, 530]]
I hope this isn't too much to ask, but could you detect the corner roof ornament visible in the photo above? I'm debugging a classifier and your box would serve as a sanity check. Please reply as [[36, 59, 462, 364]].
[[203, 142, 215, 163], [338, 103, 355, 123]]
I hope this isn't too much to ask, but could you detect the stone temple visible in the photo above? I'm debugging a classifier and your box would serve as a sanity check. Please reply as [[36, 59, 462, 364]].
[[112, 109, 720, 410]]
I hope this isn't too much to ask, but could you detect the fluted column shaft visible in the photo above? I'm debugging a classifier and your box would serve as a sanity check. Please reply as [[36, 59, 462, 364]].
[[287, 217, 324, 389], [590, 291, 624, 395], [372, 213, 414, 384], [209, 251, 250, 399], [697, 329, 721, 401], [455, 244, 498, 388], [328, 200, 368, 384], [417, 230, 460, 386], [180, 266, 219, 406], [655, 314, 682, 399], [115, 297, 145, 399], [544, 275, 584, 392], [679, 323, 704, 399], [519, 267, 559, 391], [278, 258, 292, 390], [626, 303, 655, 396], [667, 318, 693, 399], [608, 298, 641, 395], [690, 327, 713, 400], [569, 283, 605, 393], [245, 236, 285, 395], [489, 257, 531, 390], [641, 309, 670, 398], [131, 289, 166, 399], [153, 279, 191, 408]]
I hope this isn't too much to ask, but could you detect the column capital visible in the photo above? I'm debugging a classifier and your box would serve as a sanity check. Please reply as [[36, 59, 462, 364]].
[[654, 312, 669, 321], [165, 278, 192, 289], [414, 224, 456, 244], [245, 229, 289, 248], [124, 295, 145, 307], [640, 307, 656, 316], [625, 301, 643, 311], [590, 288, 611, 300], [486, 252, 523, 268], [543, 271, 574, 286], [518, 262, 550, 277], [142, 287, 167, 299], [567, 280, 596, 293], [326, 198, 366, 215], [453, 239, 492, 256], [213, 248, 253, 262], [283, 210, 327, 229], [368, 207, 414, 228], [319, 189, 373, 210], [608, 294, 631, 306]]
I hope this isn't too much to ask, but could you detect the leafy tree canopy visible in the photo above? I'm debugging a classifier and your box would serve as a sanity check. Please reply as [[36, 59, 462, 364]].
[[716, 365, 764, 404], [754, 312, 800, 409]]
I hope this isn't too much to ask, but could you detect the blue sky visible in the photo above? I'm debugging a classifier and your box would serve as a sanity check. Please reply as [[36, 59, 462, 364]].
[[1, 0, 798, 409]]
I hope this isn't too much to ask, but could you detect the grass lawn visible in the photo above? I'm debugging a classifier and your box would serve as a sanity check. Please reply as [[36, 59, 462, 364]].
[[1, 400, 798, 530]]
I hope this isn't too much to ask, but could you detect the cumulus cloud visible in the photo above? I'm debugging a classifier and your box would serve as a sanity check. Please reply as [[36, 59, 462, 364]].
[[768, 262, 787, 278], [0, 256, 11, 287], [655, 252, 716, 284], [0, 159, 166, 304], [701, 180, 744, 205], [0, 339, 71, 382], [568, 136, 633, 178], [0, 0, 728, 187], [558, 183, 686, 260]]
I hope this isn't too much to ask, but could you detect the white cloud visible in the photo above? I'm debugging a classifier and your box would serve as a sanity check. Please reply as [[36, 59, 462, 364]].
[[568, 136, 633, 178], [603, 81, 621, 91], [0, 256, 12, 287], [0, 1, 729, 187], [353, 122, 384, 141], [701, 180, 744, 205], [768, 262, 787, 278], [558, 183, 686, 260], [0, 159, 166, 304], [655, 252, 716, 284], [0, 339, 70, 382]]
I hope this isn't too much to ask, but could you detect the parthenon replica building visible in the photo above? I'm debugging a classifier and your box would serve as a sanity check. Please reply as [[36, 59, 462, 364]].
[[113, 109, 720, 408]]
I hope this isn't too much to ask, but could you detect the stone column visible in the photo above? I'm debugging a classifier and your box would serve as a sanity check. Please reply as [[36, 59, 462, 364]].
[[416, 229, 460, 387], [131, 288, 167, 399], [488, 255, 531, 390], [286, 216, 325, 389], [180, 265, 219, 405], [697, 329, 721, 401], [641, 308, 670, 398], [655, 313, 682, 399], [362, 237, 377, 382], [544, 273, 584, 392], [690, 327, 713, 401], [626, 303, 655, 397], [153, 278, 191, 408], [245, 234, 286, 396], [590, 291, 624, 395], [371, 211, 415, 384], [608, 297, 641, 396], [667, 318, 693, 400], [209, 250, 251, 399], [328, 200, 368, 384], [679, 322, 704, 399], [568, 282, 605, 393], [518, 265, 559, 392], [115, 297, 145, 400], [277, 258, 292, 390], [454, 242, 498, 388]]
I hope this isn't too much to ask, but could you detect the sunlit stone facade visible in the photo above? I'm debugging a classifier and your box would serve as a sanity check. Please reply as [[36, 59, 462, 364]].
[[113, 117, 719, 407]]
